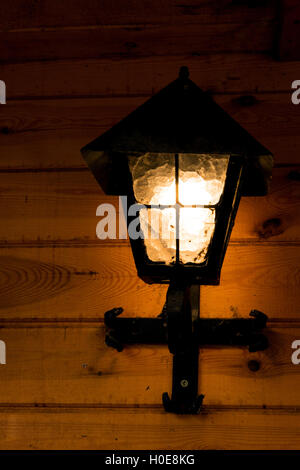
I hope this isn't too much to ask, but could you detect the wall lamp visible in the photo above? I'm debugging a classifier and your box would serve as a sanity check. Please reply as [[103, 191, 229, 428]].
[[81, 68, 273, 414]]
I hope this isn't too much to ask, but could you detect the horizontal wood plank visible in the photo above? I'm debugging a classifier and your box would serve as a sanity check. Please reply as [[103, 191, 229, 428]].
[[0, 325, 299, 407], [0, 245, 166, 319], [201, 244, 300, 319], [0, 167, 299, 243], [0, 94, 299, 168], [2, 55, 299, 100], [0, 21, 276, 64], [0, 0, 276, 30], [0, 245, 299, 319], [0, 407, 299, 449], [4, 132, 297, 171]]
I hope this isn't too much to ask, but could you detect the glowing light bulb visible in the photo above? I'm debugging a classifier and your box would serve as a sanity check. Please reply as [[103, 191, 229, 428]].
[[150, 180, 176, 205], [147, 180, 215, 263], [179, 177, 211, 205]]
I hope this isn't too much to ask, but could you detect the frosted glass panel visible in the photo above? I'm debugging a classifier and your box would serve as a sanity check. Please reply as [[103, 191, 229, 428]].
[[179, 154, 229, 205], [128, 153, 229, 265], [129, 153, 175, 205], [139, 207, 176, 264], [179, 208, 215, 263], [139, 206, 215, 264]]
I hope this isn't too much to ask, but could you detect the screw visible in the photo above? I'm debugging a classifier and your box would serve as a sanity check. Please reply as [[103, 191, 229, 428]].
[[180, 379, 189, 388]]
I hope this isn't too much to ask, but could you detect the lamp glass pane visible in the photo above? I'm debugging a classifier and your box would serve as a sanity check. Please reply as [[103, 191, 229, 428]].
[[179, 154, 229, 205], [129, 153, 175, 205], [179, 207, 215, 263], [178, 154, 229, 263], [128, 153, 229, 265], [139, 207, 176, 264]]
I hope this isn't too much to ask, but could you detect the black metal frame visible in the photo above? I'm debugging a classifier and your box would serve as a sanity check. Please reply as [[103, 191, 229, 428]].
[[105, 283, 268, 414], [81, 67, 273, 285]]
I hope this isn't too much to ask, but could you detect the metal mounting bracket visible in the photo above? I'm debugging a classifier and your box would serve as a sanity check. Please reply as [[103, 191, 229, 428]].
[[104, 283, 268, 414]]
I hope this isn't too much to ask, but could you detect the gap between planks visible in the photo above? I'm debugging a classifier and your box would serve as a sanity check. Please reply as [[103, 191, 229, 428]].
[[0, 403, 299, 413], [4, 90, 294, 101], [0, 240, 299, 248], [0, 319, 297, 327], [0, 163, 297, 174]]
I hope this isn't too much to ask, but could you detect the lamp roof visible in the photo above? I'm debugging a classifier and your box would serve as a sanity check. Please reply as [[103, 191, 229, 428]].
[[81, 67, 273, 196]]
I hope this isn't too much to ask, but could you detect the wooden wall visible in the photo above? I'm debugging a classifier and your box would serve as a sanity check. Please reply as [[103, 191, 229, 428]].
[[0, 0, 300, 450]]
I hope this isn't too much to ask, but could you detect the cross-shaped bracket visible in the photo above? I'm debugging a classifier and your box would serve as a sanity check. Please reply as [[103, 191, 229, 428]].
[[104, 283, 268, 414]]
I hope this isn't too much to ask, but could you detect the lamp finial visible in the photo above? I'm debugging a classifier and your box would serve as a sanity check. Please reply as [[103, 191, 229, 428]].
[[179, 66, 189, 80]]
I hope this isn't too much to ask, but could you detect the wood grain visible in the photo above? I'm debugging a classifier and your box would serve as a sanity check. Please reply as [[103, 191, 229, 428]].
[[0, 245, 298, 319], [201, 244, 300, 319], [0, 21, 276, 64], [0, 167, 299, 243], [0, 407, 300, 450], [0, 0, 276, 30], [0, 93, 299, 169], [0, 324, 299, 407], [2, 55, 299, 100], [0, 245, 167, 319]]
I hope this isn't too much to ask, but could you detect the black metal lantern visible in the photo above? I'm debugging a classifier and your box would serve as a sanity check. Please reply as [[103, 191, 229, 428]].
[[82, 67, 272, 285], [81, 68, 273, 414]]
